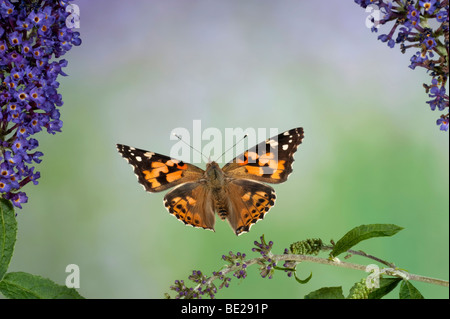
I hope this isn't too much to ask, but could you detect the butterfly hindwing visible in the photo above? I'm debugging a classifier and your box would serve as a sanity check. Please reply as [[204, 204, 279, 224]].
[[225, 179, 276, 235], [163, 182, 216, 231], [116, 144, 204, 193], [222, 127, 304, 184]]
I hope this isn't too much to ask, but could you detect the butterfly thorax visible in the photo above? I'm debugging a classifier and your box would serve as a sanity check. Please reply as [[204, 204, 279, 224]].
[[204, 161, 227, 189], [205, 162, 230, 191]]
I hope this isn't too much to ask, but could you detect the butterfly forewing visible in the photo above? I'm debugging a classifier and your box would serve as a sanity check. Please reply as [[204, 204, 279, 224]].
[[116, 144, 204, 193], [222, 127, 304, 184]]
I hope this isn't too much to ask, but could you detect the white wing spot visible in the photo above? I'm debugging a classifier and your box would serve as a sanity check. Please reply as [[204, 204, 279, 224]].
[[144, 152, 155, 159], [282, 144, 289, 151], [135, 156, 142, 162]]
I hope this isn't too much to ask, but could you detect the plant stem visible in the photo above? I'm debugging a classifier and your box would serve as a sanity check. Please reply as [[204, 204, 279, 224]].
[[271, 254, 449, 288], [195, 253, 449, 293], [321, 245, 396, 268]]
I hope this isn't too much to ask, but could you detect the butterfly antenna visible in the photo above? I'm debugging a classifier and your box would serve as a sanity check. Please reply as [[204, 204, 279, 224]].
[[215, 134, 248, 162], [173, 134, 208, 162]]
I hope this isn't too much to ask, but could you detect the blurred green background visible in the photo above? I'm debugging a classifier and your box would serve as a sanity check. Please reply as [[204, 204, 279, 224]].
[[7, 1, 449, 299]]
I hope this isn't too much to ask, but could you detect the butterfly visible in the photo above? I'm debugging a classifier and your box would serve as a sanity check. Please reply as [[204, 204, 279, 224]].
[[117, 127, 304, 235]]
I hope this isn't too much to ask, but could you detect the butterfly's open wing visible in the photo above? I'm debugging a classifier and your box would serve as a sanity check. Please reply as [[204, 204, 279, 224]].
[[164, 182, 216, 231], [222, 127, 304, 184], [117, 144, 204, 192], [225, 179, 276, 235]]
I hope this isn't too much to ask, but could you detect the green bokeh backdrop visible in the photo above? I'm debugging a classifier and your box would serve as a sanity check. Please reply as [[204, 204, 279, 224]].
[[7, 1, 449, 298]]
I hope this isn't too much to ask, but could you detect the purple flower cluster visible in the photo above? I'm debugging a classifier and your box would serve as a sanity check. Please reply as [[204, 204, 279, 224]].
[[355, 0, 449, 131], [168, 271, 220, 299], [252, 235, 277, 279], [167, 251, 247, 299], [222, 251, 248, 279], [0, 0, 80, 208]]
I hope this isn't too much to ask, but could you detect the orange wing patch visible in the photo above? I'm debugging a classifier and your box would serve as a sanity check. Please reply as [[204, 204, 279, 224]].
[[237, 151, 259, 165], [243, 158, 286, 180], [142, 160, 188, 188], [166, 159, 188, 170], [245, 166, 264, 176], [166, 170, 183, 183], [144, 162, 168, 178], [235, 149, 288, 180], [269, 160, 286, 180]]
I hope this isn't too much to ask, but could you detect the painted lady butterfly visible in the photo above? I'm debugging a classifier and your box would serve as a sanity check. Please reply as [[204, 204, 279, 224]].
[[117, 127, 304, 235]]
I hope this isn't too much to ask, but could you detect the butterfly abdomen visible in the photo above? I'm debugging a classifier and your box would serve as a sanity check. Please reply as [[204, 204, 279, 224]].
[[217, 207, 228, 220], [209, 186, 229, 220]]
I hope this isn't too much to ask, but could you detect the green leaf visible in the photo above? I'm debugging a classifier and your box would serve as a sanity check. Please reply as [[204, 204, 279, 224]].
[[330, 224, 403, 257], [0, 199, 17, 282], [368, 277, 402, 299], [0, 272, 84, 299], [399, 280, 424, 299], [304, 286, 345, 299]]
